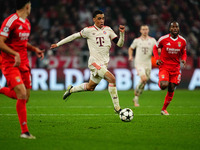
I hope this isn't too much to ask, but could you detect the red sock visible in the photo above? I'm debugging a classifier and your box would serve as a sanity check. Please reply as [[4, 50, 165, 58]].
[[0, 87, 17, 99], [16, 99, 29, 133], [162, 91, 174, 110]]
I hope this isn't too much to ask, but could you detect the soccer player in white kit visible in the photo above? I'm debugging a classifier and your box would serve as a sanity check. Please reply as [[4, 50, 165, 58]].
[[50, 10, 125, 113], [128, 25, 156, 107]]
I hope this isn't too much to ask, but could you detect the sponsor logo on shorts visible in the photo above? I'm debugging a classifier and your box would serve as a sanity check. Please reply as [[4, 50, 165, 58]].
[[16, 76, 21, 82]]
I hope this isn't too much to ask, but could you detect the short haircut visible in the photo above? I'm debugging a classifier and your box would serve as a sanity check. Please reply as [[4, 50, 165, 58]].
[[92, 10, 103, 18], [16, 0, 30, 10], [168, 21, 179, 30], [140, 24, 148, 29]]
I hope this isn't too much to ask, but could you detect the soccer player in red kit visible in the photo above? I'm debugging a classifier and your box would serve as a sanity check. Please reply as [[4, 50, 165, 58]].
[[0, 0, 44, 139], [153, 21, 187, 115]]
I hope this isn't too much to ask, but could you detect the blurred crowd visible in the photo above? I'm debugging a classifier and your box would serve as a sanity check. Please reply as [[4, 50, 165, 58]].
[[0, 0, 200, 67]]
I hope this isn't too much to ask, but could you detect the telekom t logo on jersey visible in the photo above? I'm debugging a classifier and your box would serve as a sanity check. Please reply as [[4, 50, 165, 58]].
[[96, 37, 104, 47]]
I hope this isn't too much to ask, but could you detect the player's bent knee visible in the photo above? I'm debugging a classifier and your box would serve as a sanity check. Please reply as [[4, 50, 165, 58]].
[[160, 83, 168, 90], [110, 78, 116, 84], [160, 86, 167, 90], [14, 86, 27, 99], [87, 85, 96, 91], [88, 87, 95, 91], [142, 79, 147, 84], [141, 76, 148, 84], [17, 93, 27, 99]]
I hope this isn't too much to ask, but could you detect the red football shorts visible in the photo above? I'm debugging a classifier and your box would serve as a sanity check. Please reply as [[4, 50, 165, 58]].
[[159, 69, 181, 85], [2, 64, 32, 89]]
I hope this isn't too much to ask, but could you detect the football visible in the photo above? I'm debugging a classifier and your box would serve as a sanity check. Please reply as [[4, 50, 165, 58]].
[[119, 108, 134, 122]]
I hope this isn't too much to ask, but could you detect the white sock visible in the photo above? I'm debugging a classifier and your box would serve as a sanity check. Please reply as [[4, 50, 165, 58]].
[[71, 83, 87, 93], [108, 83, 120, 110], [133, 96, 139, 103]]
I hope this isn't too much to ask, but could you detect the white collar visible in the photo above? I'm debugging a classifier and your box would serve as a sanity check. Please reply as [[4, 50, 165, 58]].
[[19, 18, 26, 23], [170, 34, 179, 41]]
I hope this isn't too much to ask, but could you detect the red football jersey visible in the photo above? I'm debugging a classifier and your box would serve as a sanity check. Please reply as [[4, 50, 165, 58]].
[[153, 34, 187, 71], [0, 13, 31, 66]]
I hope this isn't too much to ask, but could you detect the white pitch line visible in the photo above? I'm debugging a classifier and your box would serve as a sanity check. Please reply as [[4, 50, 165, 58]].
[[0, 114, 199, 116], [0, 106, 200, 109]]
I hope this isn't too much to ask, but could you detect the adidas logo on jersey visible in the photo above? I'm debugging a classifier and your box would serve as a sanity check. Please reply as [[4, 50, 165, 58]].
[[166, 42, 171, 46], [18, 25, 23, 30]]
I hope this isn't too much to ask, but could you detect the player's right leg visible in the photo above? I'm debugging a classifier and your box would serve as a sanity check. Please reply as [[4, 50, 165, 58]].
[[158, 69, 173, 115], [133, 68, 149, 107]]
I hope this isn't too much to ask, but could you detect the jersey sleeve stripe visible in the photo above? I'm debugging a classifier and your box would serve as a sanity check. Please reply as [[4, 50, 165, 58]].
[[79, 32, 83, 37], [111, 36, 118, 40], [6, 15, 18, 27], [0, 32, 8, 37], [157, 34, 169, 47]]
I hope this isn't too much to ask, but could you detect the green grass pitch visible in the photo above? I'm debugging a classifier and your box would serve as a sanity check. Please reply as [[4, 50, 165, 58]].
[[0, 90, 200, 150]]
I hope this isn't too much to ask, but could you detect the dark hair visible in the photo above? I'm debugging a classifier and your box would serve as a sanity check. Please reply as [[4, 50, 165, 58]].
[[92, 10, 103, 18], [16, 0, 30, 10], [168, 21, 179, 30]]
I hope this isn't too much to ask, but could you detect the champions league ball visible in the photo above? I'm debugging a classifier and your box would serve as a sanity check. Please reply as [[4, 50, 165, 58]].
[[119, 108, 134, 122]]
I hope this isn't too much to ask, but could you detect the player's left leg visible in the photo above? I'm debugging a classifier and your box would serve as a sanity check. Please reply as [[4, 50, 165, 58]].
[[63, 63, 103, 100], [161, 71, 180, 115], [63, 76, 99, 100], [14, 84, 35, 139], [17, 68, 35, 139], [0, 87, 17, 99], [161, 83, 176, 115], [104, 71, 121, 113]]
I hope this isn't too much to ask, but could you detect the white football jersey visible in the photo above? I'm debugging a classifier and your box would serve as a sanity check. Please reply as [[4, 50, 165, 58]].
[[80, 25, 117, 66], [130, 36, 156, 68]]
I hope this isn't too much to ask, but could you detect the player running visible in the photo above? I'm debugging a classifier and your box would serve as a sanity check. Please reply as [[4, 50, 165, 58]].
[[153, 21, 187, 115], [0, 0, 44, 139], [50, 10, 125, 114], [128, 25, 157, 107]]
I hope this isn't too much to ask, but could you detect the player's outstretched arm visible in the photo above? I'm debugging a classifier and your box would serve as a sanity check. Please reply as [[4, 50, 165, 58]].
[[50, 32, 82, 49], [116, 25, 125, 47], [27, 42, 45, 60], [128, 47, 134, 61], [153, 44, 163, 66], [181, 60, 186, 68], [0, 36, 20, 67]]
